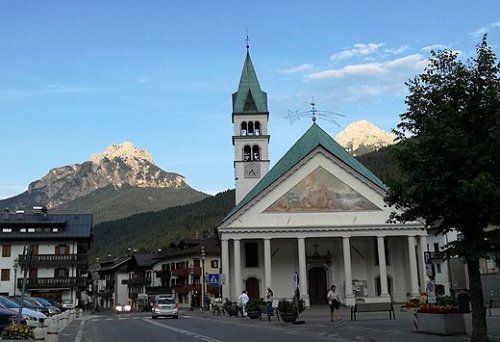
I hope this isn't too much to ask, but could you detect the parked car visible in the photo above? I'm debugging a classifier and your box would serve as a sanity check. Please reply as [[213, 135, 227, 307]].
[[152, 297, 178, 319], [61, 299, 75, 311], [30, 297, 61, 316], [0, 296, 46, 328], [45, 298, 63, 310], [115, 304, 131, 314], [11, 296, 50, 317], [0, 307, 24, 331]]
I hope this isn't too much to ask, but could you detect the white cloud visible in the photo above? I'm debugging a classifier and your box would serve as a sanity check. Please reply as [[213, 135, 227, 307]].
[[422, 44, 449, 52], [306, 54, 426, 80], [330, 43, 384, 61], [383, 45, 409, 54], [470, 22, 500, 36], [280, 64, 314, 74]]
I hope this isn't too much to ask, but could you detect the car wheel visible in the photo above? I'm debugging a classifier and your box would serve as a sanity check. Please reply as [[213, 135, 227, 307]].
[[174, 315, 178, 319], [152, 315, 156, 319]]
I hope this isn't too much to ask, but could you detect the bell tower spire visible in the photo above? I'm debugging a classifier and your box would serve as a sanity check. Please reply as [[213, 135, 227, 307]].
[[232, 40, 270, 205]]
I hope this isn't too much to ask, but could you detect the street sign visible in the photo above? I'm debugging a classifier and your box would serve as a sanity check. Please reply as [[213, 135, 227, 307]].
[[424, 251, 432, 264], [207, 273, 220, 286], [426, 264, 433, 277]]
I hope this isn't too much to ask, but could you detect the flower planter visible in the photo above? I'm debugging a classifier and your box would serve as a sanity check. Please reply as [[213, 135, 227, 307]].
[[247, 311, 261, 319], [279, 312, 298, 323], [416, 313, 466, 335]]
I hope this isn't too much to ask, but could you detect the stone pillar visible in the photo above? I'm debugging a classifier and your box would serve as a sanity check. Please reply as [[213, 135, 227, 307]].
[[297, 237, 308, 303], [407, 235, 420, 298], [418, 235, 428, 292], [234, 239, 242, 296], [264, 238, 272, 290], [377, 236, 389, 298], [342, 236, 354, 304], [221, 238, 230, 299]]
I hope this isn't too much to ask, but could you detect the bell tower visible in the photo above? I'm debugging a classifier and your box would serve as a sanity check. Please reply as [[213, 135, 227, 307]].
[[232, 44, 270, 205]]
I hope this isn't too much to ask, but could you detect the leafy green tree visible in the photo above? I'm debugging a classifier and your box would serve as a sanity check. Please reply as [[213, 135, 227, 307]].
[[385, 35, 500, 342]]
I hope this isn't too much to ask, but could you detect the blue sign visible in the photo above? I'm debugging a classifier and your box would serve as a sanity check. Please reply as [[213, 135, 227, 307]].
[[424, 252, 432, 264], [207, 273, 220, 285]]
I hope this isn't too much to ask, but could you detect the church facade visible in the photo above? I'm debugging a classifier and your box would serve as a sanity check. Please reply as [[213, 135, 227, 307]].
[[217, 48, 428, 306]]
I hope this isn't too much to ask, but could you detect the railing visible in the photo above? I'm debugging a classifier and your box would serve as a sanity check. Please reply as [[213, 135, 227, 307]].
[[18, 277, 87, 289], [171, 284, 200, 295], [171, 268, 190, 278], [123, 277, 150, 286], [18, 254, 88, 266]]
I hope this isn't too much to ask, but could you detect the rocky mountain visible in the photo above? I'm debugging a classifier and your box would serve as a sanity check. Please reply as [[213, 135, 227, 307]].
[[335, 120, 396, 156], [0, 142, 209, 224]]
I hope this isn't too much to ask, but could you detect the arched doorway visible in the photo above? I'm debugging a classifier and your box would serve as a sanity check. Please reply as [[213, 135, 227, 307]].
[[308, 267, 327, 305], [245, 277, 260, 299]]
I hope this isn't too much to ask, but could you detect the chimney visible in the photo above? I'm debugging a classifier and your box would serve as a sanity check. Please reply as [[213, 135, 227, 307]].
[[3, 208, 9, 220]]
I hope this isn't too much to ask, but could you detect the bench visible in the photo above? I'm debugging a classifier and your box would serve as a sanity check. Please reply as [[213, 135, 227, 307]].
[[257, 304, 280, 321], [350, 302, 395, 321], [488, 298, 500, 316]]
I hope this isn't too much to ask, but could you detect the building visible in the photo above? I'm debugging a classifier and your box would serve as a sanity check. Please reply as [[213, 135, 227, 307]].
[[217, 47, 428, 306], [0, 208, 92, 307], [96, 256, 130, 310]]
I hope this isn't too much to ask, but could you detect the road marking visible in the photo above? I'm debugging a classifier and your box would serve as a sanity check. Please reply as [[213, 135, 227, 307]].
[[105, 318, 114, 321], [75, 320, 85, 342], [141, 318, 224, 342]]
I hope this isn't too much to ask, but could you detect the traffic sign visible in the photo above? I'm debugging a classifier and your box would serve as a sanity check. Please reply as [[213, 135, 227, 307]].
[[424, 251, 432, 264], [207, 273, 220, 285]]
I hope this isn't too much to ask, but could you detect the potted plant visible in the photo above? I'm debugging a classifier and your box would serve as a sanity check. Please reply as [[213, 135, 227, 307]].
[[415, 304, 465, 335], [246, 298, 265, 319], [277, 296, 305, 323]]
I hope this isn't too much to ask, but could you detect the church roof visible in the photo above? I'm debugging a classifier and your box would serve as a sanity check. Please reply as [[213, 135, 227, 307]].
[[232, 51, 268, 114], [224, 123, 387, 220]]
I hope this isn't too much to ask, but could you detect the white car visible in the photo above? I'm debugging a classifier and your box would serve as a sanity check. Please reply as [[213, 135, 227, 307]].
[[0, 296, 47, 328], [61, 299, 75, 311], [152, 297, 178, 319]]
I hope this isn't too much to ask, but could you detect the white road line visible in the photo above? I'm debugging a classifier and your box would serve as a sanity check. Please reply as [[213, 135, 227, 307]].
[[141, 318, 224, 342], [75, 320, 85, 342], [105, 318, 114, 321]]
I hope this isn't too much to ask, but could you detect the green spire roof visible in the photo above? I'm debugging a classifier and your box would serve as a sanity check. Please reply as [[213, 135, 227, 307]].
[[224, 123, 387, 220], [232, 51, 268, 113]]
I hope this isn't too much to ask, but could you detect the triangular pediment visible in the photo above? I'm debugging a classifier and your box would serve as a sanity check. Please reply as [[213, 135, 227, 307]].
[[264, 166, 381, 213]]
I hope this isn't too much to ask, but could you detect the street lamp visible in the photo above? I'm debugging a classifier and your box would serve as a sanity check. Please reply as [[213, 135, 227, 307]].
[[13, 258, 18, 296], [200, 246, 206, 311]]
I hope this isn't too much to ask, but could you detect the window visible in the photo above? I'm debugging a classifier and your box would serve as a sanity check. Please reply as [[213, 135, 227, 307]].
[[434, 243, 439, 252], [1, 269, 10, 281], [245, 242, 258, 267], [240, 122, 248, 136], [2, 245, 11, 257], [55, 244, 69, 255], [54, 268, 69, 278], [29, 268, 38, 279], [252, 145, 260, 160], [243, 145, 251, 161], [2, 228, 11, 233], [436, 263, 442, 274], [32, 245, 39, 255], [211, 260, 219, 269]]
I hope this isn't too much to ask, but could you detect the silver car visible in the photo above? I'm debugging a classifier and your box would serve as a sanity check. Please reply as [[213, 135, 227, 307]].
[[152, 297, 178, 319]]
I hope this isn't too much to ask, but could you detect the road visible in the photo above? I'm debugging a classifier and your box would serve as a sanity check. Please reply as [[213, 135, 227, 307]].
[[75, 312, 317, 342]]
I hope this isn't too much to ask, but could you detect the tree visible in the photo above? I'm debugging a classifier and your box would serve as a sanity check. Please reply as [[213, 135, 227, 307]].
[[385, 35, 500, 342]]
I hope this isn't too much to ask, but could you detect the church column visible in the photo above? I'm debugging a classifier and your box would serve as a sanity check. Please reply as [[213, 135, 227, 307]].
[[233, 239, 242, 297], [418, 235, 428, 291], [407, 236, 419, 298], [221, 238, 230, 299], [297, 237, 308, 302], [377, 236, 389, 298], [342, 236, 354, 303], [264, 238, 272, 291]]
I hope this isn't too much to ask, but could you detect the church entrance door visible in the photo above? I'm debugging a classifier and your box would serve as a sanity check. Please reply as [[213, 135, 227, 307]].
[[245, 277, 260, 299], [308, 267, 327, 305]]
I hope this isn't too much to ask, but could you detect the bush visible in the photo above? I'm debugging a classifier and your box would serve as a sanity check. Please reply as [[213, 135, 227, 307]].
[[437, 295, 457, 306], [277, 296, 305, 314], [1, 324, 34, 340], [246, 298, 265, 312]]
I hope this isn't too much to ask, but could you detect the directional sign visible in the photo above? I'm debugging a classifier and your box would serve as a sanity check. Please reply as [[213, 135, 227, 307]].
[[424, 251, 432, 264], [207, 273, 220, 286], [426, 264, 434, 277]]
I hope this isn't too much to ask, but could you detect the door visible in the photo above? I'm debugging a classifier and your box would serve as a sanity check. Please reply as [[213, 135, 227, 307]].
[[308, 267, 327, 305], [245, 277, 260, 299]]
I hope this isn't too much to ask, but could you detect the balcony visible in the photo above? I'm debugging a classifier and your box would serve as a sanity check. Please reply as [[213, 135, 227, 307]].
[[171, 268, 190, 278], [171, 284, 200, 295], [123, 277, 150, 286], [18, 277, 87, 289], [18, 254, 88, 267]]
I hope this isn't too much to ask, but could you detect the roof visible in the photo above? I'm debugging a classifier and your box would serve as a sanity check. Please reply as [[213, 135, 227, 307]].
[[131, 253, 158, 268], [98, 256, 131, 272], [0, 213, 93, 240], [223, 123, 388, 221], [156, 237, 220, 260], [232, 51, 268, 114]]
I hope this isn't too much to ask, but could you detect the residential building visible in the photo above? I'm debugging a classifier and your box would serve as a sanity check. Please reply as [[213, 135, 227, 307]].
[[96, 256, 130, 310], [0, 208, 92, 307]]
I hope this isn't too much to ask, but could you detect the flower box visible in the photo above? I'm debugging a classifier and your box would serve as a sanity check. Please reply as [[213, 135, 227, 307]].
[[416, 313, 466, 335]]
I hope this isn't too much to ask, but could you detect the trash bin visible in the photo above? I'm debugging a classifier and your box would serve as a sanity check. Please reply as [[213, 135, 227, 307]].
[[457, 291, 470, 313]]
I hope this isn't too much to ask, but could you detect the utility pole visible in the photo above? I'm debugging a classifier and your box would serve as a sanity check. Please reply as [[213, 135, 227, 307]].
[[17, 245, 33, 326]]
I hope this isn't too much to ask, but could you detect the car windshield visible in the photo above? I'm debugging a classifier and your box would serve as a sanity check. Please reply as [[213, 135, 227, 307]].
[[157, 298, 175, 305], [0, 297, 19, 309], [34, 298, 50, 306]]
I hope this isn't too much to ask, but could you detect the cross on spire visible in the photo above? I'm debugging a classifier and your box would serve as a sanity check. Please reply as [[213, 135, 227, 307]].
[[245, 28, 250, 52]]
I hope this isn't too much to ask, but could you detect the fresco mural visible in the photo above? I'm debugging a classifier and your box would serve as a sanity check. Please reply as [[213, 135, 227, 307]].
[[265, 166, 380, 212]]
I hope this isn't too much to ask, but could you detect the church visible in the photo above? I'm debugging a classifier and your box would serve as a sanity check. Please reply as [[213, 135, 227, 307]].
[[217, 46, 428, 306]]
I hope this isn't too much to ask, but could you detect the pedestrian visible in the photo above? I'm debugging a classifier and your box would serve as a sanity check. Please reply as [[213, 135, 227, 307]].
[[266, 287, 274, 320], [327, 285, 343, 322], [237, 290, 249, 317]]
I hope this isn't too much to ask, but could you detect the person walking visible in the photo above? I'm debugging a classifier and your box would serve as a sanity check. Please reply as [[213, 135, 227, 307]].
[[237, 290, 249, 317], [265, 287, 274, 320], [327, 285, 343, 322]]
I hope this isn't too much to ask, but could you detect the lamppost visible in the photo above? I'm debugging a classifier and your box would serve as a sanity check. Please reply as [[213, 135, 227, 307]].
[[200, 246, 206, 311], [13, 258, 18, 296]]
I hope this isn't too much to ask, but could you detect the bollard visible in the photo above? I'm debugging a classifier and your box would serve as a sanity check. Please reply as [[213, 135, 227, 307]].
[[33, 327, 44, 341], [62, 311, 69, 328], [46, 321, 59, 342], [43, 318, 51, 338], [79, 308, 83, 318], [58, 314, 64, 331]]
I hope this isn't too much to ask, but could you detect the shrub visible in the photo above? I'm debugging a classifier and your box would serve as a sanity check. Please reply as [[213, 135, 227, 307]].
[[437, 295, 457, 306], [246, 298, 265, 312], [1, 324, 34, 340], [277, 296, 306, 314]]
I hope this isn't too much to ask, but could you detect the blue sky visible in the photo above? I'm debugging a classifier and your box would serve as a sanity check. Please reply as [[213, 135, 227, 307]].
[[1, 1, 499, 199]]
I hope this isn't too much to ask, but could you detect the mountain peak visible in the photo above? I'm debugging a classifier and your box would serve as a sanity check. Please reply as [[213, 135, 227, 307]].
[[335, 120, 396, 156], [89, 142, 154, 166]]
